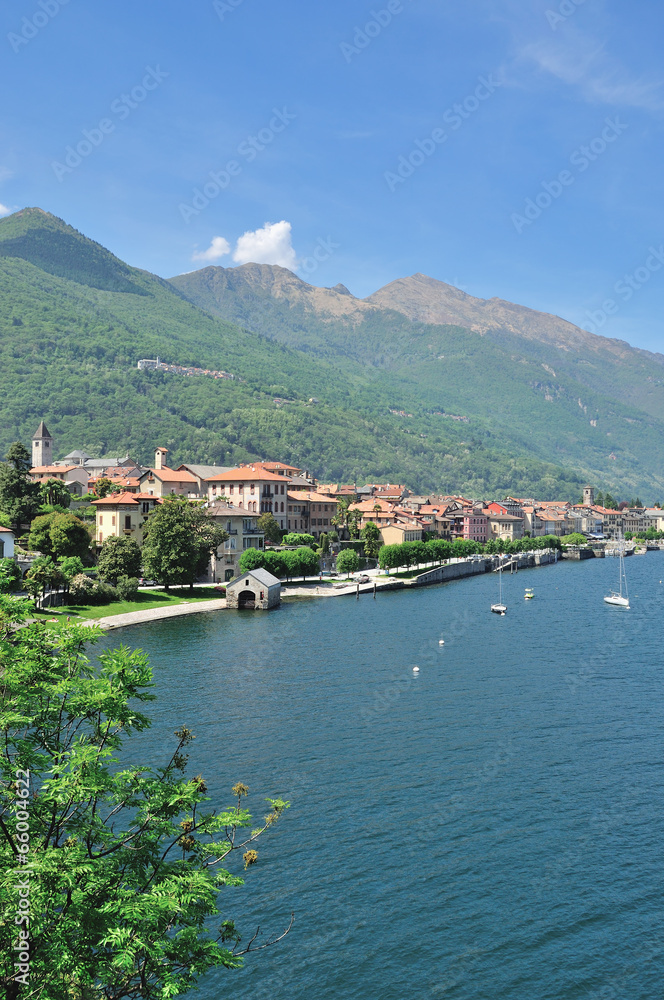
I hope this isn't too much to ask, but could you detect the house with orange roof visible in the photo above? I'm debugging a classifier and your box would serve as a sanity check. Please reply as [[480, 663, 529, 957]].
[[92, 492, 162, 547], [137, 448, 200, 499], [487, 511, 524, 541], [206, 465, 292, 531], [379, 521, 423, 545], [29, 464, 90, 496], [287, 491, 338, 537]]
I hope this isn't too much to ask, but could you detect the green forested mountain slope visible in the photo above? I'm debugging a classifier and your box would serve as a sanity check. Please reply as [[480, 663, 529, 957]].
[[0, 207, 659, 500], [172, 263, 664, 501]]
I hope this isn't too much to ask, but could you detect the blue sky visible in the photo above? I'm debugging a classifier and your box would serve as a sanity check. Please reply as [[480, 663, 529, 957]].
[[2, 0, 664, 351]]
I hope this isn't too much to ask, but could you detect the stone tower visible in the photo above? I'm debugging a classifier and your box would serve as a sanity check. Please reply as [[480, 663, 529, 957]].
[[32, 421, 53, 468], [154, 447, 168, 471], [583, 485, 595, 507]]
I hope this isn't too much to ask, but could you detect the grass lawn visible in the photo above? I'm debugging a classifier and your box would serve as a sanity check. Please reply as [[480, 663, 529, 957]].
[[33, 588, 224, 622]]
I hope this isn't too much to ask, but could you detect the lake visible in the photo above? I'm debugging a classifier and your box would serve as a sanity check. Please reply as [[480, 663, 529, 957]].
[[100, 553, 664, 999]]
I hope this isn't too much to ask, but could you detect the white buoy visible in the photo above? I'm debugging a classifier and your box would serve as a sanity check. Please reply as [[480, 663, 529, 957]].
[[413, 666, 420, 673], [438, 638, 445, 646]]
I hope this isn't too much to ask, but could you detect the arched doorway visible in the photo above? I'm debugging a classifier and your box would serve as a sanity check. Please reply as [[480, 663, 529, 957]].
[[238, 589, 256, 609]]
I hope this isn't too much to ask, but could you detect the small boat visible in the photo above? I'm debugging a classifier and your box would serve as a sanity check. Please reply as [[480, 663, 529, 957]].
[[413, 666, 420, 673], [604, 539, 630, 609], [491, 566, 507, 615], [438, 638, 445, 646], [524, 588, 534, 600]]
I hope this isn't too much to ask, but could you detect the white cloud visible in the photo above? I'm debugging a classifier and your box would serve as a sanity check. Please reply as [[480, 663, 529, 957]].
[[232, 220, 298, 269], [0, 204, 12, 218], [521, 33, 664, 111], [192, 235, 231, 263]]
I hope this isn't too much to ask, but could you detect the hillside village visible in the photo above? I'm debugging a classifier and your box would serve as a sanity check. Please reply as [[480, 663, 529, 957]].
[[17, 420, 664, 585]]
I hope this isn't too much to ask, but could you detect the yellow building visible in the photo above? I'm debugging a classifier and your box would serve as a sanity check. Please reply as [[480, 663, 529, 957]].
[[93, 492, 161, 547]]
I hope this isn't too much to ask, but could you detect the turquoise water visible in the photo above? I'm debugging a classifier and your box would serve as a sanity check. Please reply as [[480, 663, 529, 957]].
[[102, 554, 664, 999]]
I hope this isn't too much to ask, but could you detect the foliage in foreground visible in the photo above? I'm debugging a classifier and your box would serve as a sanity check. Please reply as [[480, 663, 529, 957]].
[[0, 598, 290, 999]]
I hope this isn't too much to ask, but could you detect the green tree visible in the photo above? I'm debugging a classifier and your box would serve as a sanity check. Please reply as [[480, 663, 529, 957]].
[[603, 493, 617, 510], [262, 550, 287, 578], [0, 558, 21, 593], [238, 547, 266, 575], [38, 478, 72, 509], [360, 521, 381, 559], [25, 555, 63, 607], [97, 535, 142, 585], [292, 546, 319, 581], [0, 598, 290, 999], [257, 512, 283, 544], [318, 532, 330, 555], [94, 477, 118, 499], [5, 442, 32, 474], [49, 512, 92, 560], [560, 533, 588, 546], [282, 532, 316, 548], [336, 548, 359, 577], [0, 444, 41, 531], [57, 555, 86, 595], [28, 512, 58, 556], [347, 509, 363, 540], [142, 497, 228, 590], [331, 498, 352, 536]]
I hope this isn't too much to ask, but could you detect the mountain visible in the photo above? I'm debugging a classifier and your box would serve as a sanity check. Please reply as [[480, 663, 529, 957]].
[[171, 263, 664, 501], [0, 206, 661, 501]]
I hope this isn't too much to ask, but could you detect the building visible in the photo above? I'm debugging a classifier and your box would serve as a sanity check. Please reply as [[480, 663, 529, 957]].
[[226, 568, 281, 610], [32, 421, 54, 468], [487, 512, 524, 541], [137, 448, 200, 498], [0, 526, 15, 559], [583, 485, 595, 506], [462, 506, 488, 543], [206, 500, 265, 582], [288, 491, 338, 537], [206, 466, 291, 530], [29, 464, 90, 496], [176, 464, 233, 495], [92, 492, 161, 546], [380, 522, 423, 545]]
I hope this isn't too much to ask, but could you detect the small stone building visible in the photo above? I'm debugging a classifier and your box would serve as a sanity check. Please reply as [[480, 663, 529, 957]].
[[226, 568, 281, 610]]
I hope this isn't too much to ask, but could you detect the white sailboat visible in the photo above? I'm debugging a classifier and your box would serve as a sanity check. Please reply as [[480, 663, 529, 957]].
[[491, 565, 507, 615], [604, 539, 630, 609]]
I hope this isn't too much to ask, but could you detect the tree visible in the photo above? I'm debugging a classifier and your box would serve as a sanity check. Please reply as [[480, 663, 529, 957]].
[[360, 522, 381, 559], [336, 549, 359, 577], [282, 532, 315, 548], [292, 546, 319, 581], [238, 547, 265, 575], [0, 444, 41, 531], [49, 512, 92, 560], [603, 493, 617, 510], [347, 509, 363, 540], [0, 598, 290, 999], [0, 558, 21, 593], [97, 535, 142, 585], [262, 550, 287, 579], [142, 497, 228, 590], [5, 442, 31, 474], [318, 532, 330, 556], [25, 555, 63, 606], [331, 498, 352, 536], [94, 477, 119, 499], [560, 533, 588, 547], [38, 478, 72, 509], [257, 512, 282, 544], [57, 555, 86, 592], [29, 512, 91, 560]]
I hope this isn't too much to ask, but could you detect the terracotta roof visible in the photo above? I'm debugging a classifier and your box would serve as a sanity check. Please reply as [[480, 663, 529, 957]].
[[143, 468, 198, 483], [206, 467, 286, 483], [0, 527, 14, 534], [30, 465, 81, 474], [287, 491, 337, 503], [92, 492, 162, 506], [247, 461, 302, 473]]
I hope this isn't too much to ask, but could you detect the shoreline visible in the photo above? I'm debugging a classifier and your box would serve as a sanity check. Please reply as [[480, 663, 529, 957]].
[[81, 550, 563, 630]]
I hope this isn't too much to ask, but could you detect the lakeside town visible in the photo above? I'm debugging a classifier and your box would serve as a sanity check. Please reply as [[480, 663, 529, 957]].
[[0, 419, 659, 618]]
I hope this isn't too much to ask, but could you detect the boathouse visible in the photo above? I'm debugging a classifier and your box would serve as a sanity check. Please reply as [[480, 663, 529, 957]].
[[226, 568, 281, 610]]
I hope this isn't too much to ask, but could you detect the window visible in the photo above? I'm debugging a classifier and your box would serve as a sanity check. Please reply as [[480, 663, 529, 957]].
[[111, 516, 116, 527], [124, 515, 132, 530], [142, 502, 150, 514], [99, 515, 104, 526], [229, 486, 234, 494], [280, 502, 284, 512]]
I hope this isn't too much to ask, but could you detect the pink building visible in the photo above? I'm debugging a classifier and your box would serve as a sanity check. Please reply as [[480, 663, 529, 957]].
[[462, 508, 488, 543]]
